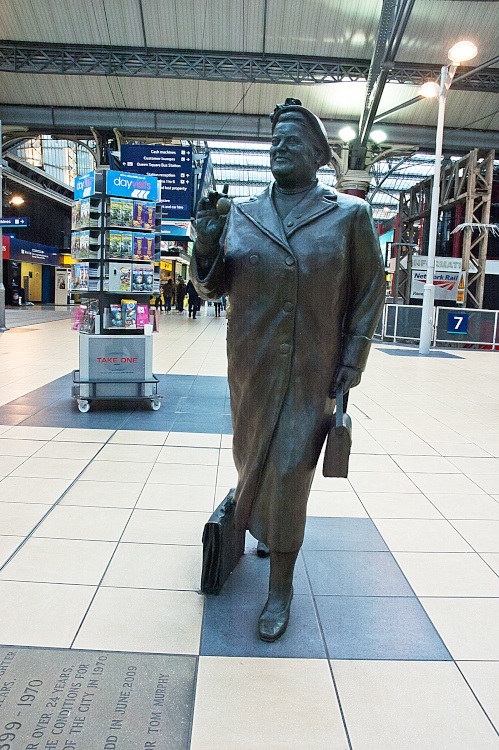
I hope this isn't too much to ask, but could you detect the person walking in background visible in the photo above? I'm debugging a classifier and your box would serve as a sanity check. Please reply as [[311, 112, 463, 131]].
[[162, 277, 173, 313], [186, 279, 201, 319], [214, 297, 223, 317], [154, 286, 164, 313], [176, 275, 186, 313]]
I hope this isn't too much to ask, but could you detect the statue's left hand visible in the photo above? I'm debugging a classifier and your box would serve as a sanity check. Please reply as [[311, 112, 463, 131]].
[[329, 366, 361, 398]]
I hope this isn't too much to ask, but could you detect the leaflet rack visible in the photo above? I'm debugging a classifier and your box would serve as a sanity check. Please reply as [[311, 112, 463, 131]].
[[70, 169, 163, 412]]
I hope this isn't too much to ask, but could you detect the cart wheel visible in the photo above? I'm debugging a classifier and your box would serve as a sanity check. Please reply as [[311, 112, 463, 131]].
[[77, 400, 90, 413], [150, 398, 161, 411]]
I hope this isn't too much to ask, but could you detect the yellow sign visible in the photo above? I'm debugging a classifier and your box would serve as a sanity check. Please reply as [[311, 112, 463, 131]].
[[456, 272, 465, 304]]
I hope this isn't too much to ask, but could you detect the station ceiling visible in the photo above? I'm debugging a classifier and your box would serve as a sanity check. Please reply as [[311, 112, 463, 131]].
[[0, 0, 498, 154]]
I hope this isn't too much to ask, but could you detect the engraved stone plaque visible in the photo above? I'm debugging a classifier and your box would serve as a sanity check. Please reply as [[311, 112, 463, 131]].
[[0, 647, 196, 749]]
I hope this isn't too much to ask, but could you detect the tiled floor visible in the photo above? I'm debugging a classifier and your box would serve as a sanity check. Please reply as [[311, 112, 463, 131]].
[[0, 309, 498, 748]]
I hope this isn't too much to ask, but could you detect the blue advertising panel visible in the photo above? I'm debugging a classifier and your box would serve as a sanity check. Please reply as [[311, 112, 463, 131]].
[[74, 171, 96, 199], [447, 312, 469, 335], [8, 237, 60, 265], [0, 217, 29, 227], [105, 170, 159, 202], [121, 145, 193, 219]]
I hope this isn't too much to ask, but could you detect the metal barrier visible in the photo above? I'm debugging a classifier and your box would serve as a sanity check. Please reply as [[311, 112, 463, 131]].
[[374, 304, 499, 349]]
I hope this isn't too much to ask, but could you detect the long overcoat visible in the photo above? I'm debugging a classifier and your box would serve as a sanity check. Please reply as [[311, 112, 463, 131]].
[[192, 182, 385, 552]]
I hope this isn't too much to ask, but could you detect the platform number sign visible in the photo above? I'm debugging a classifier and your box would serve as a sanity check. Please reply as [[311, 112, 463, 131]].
[[447, 312, 468, 335]]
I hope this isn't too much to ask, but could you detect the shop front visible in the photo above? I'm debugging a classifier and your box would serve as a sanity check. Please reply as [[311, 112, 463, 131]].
[[1, 235, 62, 304]]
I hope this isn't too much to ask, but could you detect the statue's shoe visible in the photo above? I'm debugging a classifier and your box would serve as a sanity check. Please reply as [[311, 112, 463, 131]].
[[258, 588, 293, 642], [256, 541, 270, 557]]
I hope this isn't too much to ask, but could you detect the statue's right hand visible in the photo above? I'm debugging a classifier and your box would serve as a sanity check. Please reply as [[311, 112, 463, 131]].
[[195, 191, 227, 255]]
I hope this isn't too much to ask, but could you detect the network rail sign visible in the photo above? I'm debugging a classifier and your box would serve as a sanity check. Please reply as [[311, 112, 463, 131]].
[[121, 145, 193, 219]]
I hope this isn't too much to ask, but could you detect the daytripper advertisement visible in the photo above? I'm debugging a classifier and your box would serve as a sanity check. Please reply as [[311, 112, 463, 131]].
[[410, 257, 462, 301]]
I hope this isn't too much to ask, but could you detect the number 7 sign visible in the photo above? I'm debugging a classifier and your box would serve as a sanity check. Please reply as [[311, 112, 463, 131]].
[[447, 312, 469, 335]]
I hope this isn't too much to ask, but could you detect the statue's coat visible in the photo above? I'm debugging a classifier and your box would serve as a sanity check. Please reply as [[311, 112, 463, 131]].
[[192, 182, 385, 552]]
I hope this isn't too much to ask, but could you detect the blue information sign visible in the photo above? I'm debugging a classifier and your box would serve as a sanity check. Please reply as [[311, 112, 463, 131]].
[[74, 171, 96, 199], [121, 145, 193, 219], [0, 217, 29, 227], [105, 170, 159, 202], [447, 312, 469, 335]]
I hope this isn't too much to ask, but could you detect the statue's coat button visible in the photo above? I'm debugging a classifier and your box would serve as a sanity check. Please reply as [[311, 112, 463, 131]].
[[283, 302, 294, 312], [249, 254, 259, 264], [285, 257, 295, 266], [279, 343, 291, 354]]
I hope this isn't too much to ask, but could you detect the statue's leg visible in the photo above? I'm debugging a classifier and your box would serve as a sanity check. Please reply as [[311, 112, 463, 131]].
[[258, 549, 298, 641], [256, 540, 270, 557]]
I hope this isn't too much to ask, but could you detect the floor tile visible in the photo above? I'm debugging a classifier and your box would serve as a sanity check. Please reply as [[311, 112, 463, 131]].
[[201, 591, 324, 658], [304, 550, 414, 596], [0, 537, 116, 584], [220, 434, 232, 449], [0, 502, 50, 535], [432, 442, 492, 457], [316, 596, 450, 660], [407, 472, 486, 494], [349, 472, 420, 494], [333, 660, 499, 749], [0, 455, 29, 475], [79, 459, 154, 483], [10, 456, 89, 480], [0, 476, 72, 503], [467, 474, 499, 494], [421, 597, 499, 660], [102, 542, 202, 590], [156, 445, 219, 465], [122, 508, 209, 545], [303, 517, 388, 551], [380, 439, 439, 455], [190, 657, 347, 750], [33, 505, 131, 541], [147, 462, 217, 486], [374, 519, 473, 552], [393, 455, 460, 473], [457, 661, 499, 732], [110, 429, 169, 444], [223, 548, 311, 595], [0, 580, 95, 648], [359, 492, 443, 519], [311, 474, 351, 492], [32, 441, 102, 460], [218, 448, 235, 466], [481, 552, 499, 575], [0, 438, 47, 456], [60, 479, 144, 507], [4, 426, 63, 440], [426, 493, 499, 520], [165, 431, 221, 448], [448, 457, 499, 474], [51, 427, 115, 442], [347, 454, 402, 472], [94, 443, 162, 463], [216, 464, 238, 486], [73, 587, 203, 654], [0, 535, 23, 566], [307, 490, 368, 517], [393, 552, 499, 596], [137, 482, 215, 512], [450, 520, 499, 552]]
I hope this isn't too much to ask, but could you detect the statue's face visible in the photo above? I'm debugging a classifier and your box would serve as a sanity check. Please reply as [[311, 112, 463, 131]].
[[270, 120, 320, 189]]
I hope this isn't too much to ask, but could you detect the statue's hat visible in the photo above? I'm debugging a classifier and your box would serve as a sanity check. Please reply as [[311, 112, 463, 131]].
[[270, 98, 332, 167]]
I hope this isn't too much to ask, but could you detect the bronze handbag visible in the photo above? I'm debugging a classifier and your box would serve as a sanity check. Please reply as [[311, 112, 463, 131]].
[[322, 384, 352, 478]]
